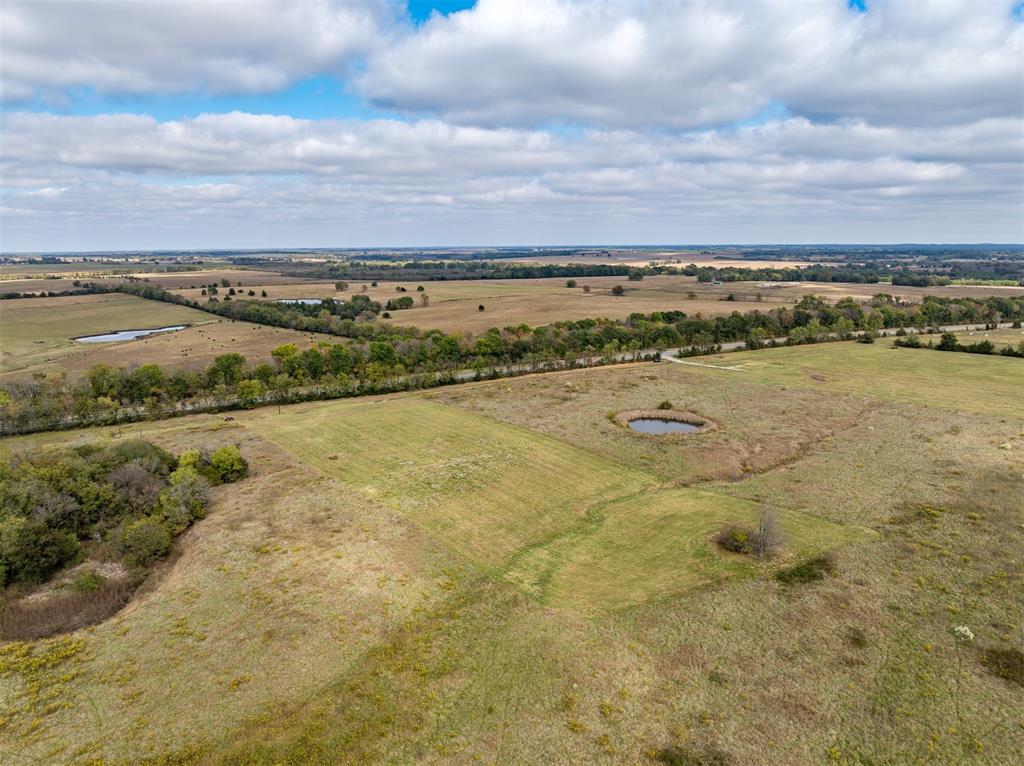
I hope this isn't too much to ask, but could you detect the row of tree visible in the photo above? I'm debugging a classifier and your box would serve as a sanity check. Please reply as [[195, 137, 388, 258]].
[[2, 290, 1021, 435]]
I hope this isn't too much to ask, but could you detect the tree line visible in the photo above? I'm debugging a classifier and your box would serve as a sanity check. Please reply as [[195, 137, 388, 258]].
[[2, 288, 1021, 435]]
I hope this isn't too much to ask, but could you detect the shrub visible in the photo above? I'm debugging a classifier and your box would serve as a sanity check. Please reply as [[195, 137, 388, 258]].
[[70, 570, 106, 594], [657, 400, 674, 410], [121, 517, 172, 568], [478, 304, 485, 311], [611, 285, 625, 296], [159, 466, 211, 533], [775, 553, 836, 585], [566, 279, 577, 288], [107, 462, 164, 514], [715, 524, 753, 555], [981, 647, 1024, 687], [0, 518, 80, 584], [210, 446, 248, 484]]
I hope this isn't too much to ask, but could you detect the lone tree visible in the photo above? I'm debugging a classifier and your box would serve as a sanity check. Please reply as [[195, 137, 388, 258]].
[[753, 510, 784, 559], [420, 293, 430, 307], [478, 304, 486, 312], [334, 281, 348, 291], [611, 285, 625, 296], [566, 279, 577, 288]]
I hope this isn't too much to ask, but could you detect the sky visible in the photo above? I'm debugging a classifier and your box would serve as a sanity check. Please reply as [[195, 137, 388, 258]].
[[1, 0, 1022, 252]]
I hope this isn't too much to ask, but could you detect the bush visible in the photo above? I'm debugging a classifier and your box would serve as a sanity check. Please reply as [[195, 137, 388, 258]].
[[478, 304, 485, 311], [0, 518, 80, 584], [121, 517, 172, 568], [982, 647, 1024, 687], [210, 446, 248, 484], [775, 554, 836, 585], [657, 400, 674, 410], [715, 524, 753, 555], [566, 279, 577, 288], [611, 285, 625, 296], [70, 570, 106, 594], [159, 466, 211, 533]]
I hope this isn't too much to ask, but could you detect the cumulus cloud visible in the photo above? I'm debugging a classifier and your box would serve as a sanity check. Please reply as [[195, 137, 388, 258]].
[[0, 0, 1021, 248], [0, 0, 392, 101], [2, 110, 1021, 249], [359, 0, 1023, 128]]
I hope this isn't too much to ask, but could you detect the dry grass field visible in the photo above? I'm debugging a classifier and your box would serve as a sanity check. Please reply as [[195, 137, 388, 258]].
[[1, 341, 1021, 765], [0, 294, 218, 374], [1, 318, 343, 382]]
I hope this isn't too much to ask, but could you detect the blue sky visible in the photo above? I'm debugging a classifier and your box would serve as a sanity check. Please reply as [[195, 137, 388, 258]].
[[1, 0, 1021, 251]]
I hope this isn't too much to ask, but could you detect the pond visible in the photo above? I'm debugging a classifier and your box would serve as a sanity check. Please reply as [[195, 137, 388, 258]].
[[627, 418, 701, 435], [75, 326, 187, 343], [276, 298, 323, 305]]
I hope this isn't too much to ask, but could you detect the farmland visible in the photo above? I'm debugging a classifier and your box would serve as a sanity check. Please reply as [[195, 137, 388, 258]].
[[0, 293, 218, 374], [1, 337, 1021, 765], [176, 273, 1024, 335]]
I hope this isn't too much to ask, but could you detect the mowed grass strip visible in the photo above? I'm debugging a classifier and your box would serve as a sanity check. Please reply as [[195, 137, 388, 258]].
[[248, 398, 655, 567], [689, 339, 1024, 417], [506, 487, 872, 613]]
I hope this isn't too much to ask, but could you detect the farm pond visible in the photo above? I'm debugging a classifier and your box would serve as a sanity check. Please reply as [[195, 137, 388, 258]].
[[74, 326, 187, 343], [627, 418, 701, 435]]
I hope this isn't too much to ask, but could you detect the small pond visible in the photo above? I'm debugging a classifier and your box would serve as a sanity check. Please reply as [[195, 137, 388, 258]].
[[276, 298, 323, 305], [75, 325, 187, 343], [627, 418, 701, 435]]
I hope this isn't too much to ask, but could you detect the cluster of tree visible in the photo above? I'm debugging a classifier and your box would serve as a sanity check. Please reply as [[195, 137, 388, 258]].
[[0, 440, 246, 586], [895, 331, 1024, 358], [246, 259, 650, 282], [0, 281, 112, 300]]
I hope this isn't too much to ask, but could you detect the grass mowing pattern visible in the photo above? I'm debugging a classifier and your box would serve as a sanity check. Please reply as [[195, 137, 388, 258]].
[[249, 398, 655, 568], [251, 398, 867, 612], [506, 488, 869, 612]]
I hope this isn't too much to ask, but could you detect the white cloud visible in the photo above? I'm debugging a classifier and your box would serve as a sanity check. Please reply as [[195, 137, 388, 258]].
[[2, 111, 1021, 249], [0, 1, 1021, 248], [358, 0, 1023, 128], [0, 0, 393, 101]]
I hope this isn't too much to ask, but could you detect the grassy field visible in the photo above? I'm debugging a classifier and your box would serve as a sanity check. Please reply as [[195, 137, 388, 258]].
[[0, 293, 219, 373], [1, 340, 1021, 765], [686, 337, 1024, 417], [1, 318, 345, 382], [246, 398, 654, 569]]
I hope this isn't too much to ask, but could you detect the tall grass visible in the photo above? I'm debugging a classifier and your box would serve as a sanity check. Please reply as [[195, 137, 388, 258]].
[[1, 578, 135, 640]]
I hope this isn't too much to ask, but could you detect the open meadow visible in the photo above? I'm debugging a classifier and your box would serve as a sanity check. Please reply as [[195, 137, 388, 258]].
[[0, 294, 218, 374], [1, 338, 1021, 765]]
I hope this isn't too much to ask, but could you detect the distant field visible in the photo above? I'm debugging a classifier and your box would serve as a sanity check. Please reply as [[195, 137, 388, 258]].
[[688, 336, 1024, 417], [1, 319, 342, 382], [0, 293, 218, 373], [169, 273, 1024, 335]]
